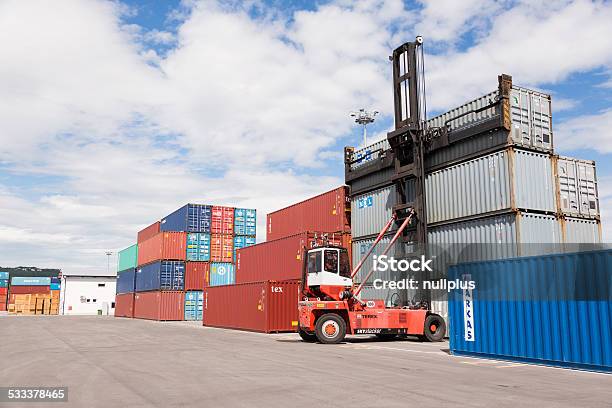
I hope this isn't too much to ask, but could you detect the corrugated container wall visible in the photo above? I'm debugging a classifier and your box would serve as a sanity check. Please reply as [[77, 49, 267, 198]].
[[136, 261, 185, 292], [211, 206, 235, 235], [186, 233, 210, 262], [0, 272, 9, 280], [211, 235, 233, 263], [266, 186, 350, 241], [185, 262, 209, 290], [349, 139, 391, 170], [555, 157, 599, 218], [209, 263, 235, 286], [134, 291, 185, 321], [184, 291, 203, 321], [448, 250, 612, 372], [234, 208, 257, 236], [114, 293, 134, 318], [352, 234, 412, 283], [116, 268, 136, 294], [160, 204, 212, 233], [236, 232, 349, 283], [561, 217, 602, 243], [204, 280, 300, 333], [425, 149, 556, 224], [351, 185, 396, 239], [137, 232, 187, 266], [233, 236, 256, 261], [138, 221, 160, 243], [9, 286, 51, 294], [11, 277, 51, 286], [117, 244, 138, 272]]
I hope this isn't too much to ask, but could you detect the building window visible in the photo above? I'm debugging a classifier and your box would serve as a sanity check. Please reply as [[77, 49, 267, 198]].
[[93, 299, 97, 302], [98, 283, 105, 287], [111, 302, 115, 308]]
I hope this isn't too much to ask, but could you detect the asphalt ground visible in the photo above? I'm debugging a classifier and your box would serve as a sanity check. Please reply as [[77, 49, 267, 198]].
[[0, 315, 610, 407]]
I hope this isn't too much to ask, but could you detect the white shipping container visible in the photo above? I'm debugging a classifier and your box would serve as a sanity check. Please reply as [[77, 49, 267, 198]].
[[561, 217, 601, 243], [555, 156, 599, 218]]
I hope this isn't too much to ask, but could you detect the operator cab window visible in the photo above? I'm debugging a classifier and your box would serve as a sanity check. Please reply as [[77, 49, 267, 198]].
[[339, 250, 351, 278], [308, 251, 322, 274], [324, 250, 339, 274]]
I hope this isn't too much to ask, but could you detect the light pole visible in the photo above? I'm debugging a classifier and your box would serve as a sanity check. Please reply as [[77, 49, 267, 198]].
[[350, 108, 379, 146], [105, 251, 113, 275]]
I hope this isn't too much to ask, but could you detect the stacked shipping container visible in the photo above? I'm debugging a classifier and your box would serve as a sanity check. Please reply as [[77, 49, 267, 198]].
[[0, 272, 8, 311], [6, 277, 59, 315], [116, 204, 256, 321]]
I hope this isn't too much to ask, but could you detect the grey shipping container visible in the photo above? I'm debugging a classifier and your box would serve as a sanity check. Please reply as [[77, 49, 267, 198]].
[[349, 139, 390, 171], [348, 167, 395, 196], [425, 148, 556, 224], [351, 233, 417, 283], [351, 185, 396, 239], [555, 156, 599, 218], [427, 85, 552, 152], [560, 217, 602, 243]]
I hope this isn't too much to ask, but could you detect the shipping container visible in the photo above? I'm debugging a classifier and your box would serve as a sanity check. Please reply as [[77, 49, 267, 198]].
[[51, 277, 60, 284], [350, 185, 396, 239], [0, 279, 7, 288], [135, 261, 185, 292], [10, 277, 51, 286], [138, 221, 160, 243], [349, 139, 391, 170], [114, 293, 134, 318], [133, 291, 185, 321], [50, 283, 60, 290], [266, 186, 350, 241], [204, 280, 300, 333], [236, 232, 349, 283], [0, 303, 6, 312], [561, 217, 602, 243], [185, 262, 209, 290], [9, 286, 51, 295], [161, 204, 212, 233], [427, 85, 552, 152], [211, 235, 234, 263], [233, 236, 256, 261], [425, 148, 556, 224], [186, 233, 211, 262], [555, 156, 599, 218], [209, 263, 235, 286], [137, 231, 187, 266], [347, 167, 395, 196], [351, 234, 414, 283], [117, 244, 138, 272], [184, 291, 203, 321], [211, 206, 235, 235], [0, 287, 7, 296], [116, 268, 136, 294], [0, 271, 8, 279], [234, 208, 257, 236], [448, 249, 612, 372]]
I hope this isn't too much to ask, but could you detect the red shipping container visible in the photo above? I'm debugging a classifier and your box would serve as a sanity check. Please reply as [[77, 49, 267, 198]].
[[114, 293, 135, 318], [137, 231, 187, 266], [0, 303, 6, 311], [236, 231, 349, 283], [204, 280, 300, 333], [210, 234, 233, 263], [211, 206, 235, 235], [185, 262, 210, 290], [266, 186, 350, 241], [134, 291, 184, 321], [9, 286, 51, 295], [138, 221, 161, 243], [0, 287, 7, 296]]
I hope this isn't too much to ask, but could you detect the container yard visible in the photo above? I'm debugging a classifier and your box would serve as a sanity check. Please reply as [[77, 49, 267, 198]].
[[1, 4, 611, 406]]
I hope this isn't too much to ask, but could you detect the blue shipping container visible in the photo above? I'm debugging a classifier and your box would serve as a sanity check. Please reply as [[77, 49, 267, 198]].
[[11, 277, 51, 286], [448, 249, 612, 372], [233, 236, 256, 261], [234, 208, 257, 236], [161, 204, 212, 233], [0, 272, 9, 280], [51, 277, 60, 284], [185, 290, 204, 321], [187, 233, 211, 262], [0, 279, 8, 288], [50, 283, 61, 290], [116, 268, 136, 294], [136, 261, 185, 292], [210, 263, 235, 286]]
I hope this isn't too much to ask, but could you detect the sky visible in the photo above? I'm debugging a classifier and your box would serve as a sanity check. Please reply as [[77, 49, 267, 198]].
[[1, 0, 611, 274]]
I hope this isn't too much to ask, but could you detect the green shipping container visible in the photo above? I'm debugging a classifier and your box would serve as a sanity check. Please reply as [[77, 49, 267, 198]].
[[117, 244, 138, 272]]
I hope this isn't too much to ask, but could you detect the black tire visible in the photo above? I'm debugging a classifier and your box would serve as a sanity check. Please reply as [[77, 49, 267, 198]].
[[423, 314, 446, 342], [298, 328, 317, 342], [315, 313, 346, 344], [375, 333, 398, 341]]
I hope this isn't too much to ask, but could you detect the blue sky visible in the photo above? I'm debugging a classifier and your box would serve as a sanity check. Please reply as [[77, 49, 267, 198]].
[[1, 0, 611, 273]]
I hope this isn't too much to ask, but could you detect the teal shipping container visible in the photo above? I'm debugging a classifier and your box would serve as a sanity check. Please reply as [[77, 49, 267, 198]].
[[118, 244, 138, 272], [233, 236, 256, 261], [448, 249, 612, 372], [0, 272, 8, 280], [210, 263, 235, 286], [234, 208, 257, 236], [0, 279, 8, 288], [185, 291, 204, 321], [187, 233, 211, 262], [50, 283, 61, 290], [11, 277, 51, 286]]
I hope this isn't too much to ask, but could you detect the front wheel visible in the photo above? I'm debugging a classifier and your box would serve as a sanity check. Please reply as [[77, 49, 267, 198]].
[[423, 314, 446, 342], [315, 313, 346, 344], [298, 328, 317, 342]]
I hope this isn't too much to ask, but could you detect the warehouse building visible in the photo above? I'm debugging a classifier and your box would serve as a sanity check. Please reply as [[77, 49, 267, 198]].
[[60, 274, 117, 315]]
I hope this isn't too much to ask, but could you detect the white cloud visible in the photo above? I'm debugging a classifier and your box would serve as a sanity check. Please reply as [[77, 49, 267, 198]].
[[554, 109, 612, 153]]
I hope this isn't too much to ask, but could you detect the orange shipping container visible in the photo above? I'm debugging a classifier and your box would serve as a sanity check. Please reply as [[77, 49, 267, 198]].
[[133, 291, 184, 321], [137, 232, 187, 266], [185, 262, 209, 290], [211, 206, 235, 235], [115, 293, 135, 318], [210, 234, 233, 263]]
